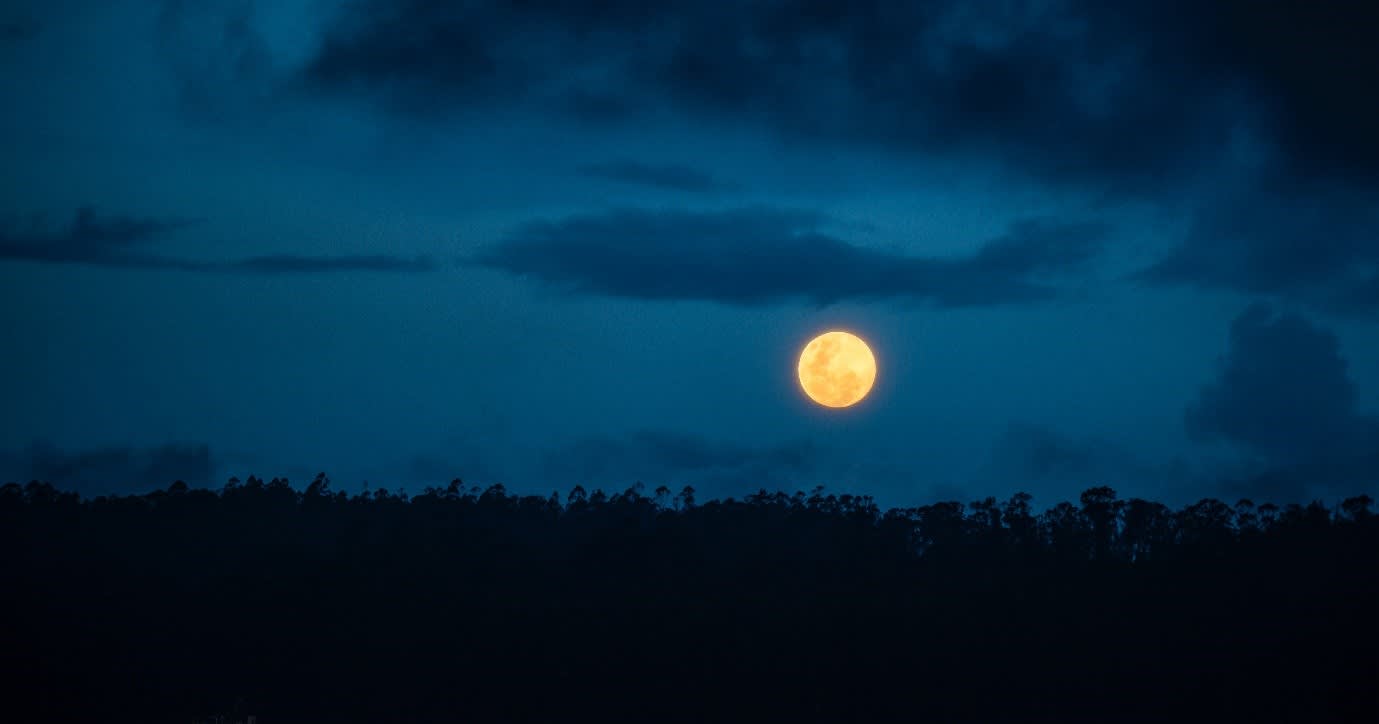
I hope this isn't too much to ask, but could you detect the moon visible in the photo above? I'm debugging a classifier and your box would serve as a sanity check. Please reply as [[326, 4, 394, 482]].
[[797, 331, 877, 408]]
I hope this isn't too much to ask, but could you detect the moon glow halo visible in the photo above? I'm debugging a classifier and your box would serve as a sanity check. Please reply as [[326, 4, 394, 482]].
[[797, 331, 877, 408]]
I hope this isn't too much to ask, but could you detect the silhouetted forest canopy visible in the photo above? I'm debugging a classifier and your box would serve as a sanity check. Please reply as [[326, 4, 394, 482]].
[[3, 476, 1376, 722]]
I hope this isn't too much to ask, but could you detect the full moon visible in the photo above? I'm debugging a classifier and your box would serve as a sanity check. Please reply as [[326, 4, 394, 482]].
[[797, 331, 877, 408]]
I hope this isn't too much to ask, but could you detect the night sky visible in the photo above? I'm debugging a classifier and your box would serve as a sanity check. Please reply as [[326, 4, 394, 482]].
[[2, 0, 1376, 508]]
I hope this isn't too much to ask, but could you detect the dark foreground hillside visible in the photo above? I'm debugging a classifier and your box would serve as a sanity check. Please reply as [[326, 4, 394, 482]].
[[2, 477, 1376, 722]]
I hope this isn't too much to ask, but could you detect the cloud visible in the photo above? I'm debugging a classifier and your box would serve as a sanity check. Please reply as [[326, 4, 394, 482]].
[[229, 254, 437, 273], [297, 2, 1378, 193], [1199, 4, 1379, 189], [1140, 181, 1379, 317], [1186, 304, 1374, 461], [0, 17, 38, 45], [156, 0, 275, 123], [976, 307, 1379, 505], [295, 2, 1379, 318], [471, 207, 1108, 306], [0, 206, 199, 268], [1186, 304, 1379, 497], [578, 161, 735, 193], [0, 207, 437, 274], [0, 442, 215, 496]]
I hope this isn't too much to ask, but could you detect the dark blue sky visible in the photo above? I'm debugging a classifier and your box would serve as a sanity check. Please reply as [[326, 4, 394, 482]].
[[2, 0, 1376, 507]]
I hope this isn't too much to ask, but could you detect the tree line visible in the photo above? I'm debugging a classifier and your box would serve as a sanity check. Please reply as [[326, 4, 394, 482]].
[[2, 476, 1375, 722]]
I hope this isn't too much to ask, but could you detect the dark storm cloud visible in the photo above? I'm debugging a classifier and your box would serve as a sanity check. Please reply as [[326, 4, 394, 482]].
[[0, 207, 437, 274], [298, 0, 1196, 189], [1187, 304, 1379, 497], [578, 161, 734, 194], [0, 442, 215, 496], [298, 2, 1378, 191], [1195, 4, 1379, 188], [472, 208, 1108, 306]]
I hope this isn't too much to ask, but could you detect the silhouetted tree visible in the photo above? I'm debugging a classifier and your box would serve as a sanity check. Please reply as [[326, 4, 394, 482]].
[[1079, 486, 1122, 560], [1235, 498, 1260, 535], [1001, 491, 1038, 551], [1042, 500, 1089, 560], [1121, 498, 1173, 561], [1340, 494, 1374, 522]]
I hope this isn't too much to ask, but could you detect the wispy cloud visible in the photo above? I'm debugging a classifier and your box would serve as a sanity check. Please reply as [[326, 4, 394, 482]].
[[229, 254, 438, 273], [578, 161, 735, 193], [1139, 182, 1379, 318], [471, 207, 1108, 307], [0, 207, 437, 275]]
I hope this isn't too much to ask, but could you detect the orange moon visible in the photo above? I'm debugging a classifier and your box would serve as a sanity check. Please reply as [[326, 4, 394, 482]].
[[797, 331, 877, 408]]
